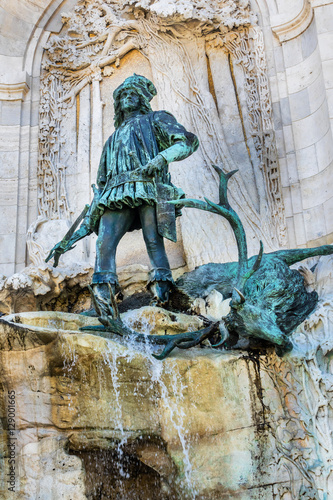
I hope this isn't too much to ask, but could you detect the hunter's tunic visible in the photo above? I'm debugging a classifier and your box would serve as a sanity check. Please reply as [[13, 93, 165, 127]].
[[96, 110, 198, 230]]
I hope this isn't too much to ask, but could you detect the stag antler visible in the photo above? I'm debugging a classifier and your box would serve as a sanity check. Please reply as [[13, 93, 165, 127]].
[[170, 165, 263, 305], [81, 285, 219, 359]]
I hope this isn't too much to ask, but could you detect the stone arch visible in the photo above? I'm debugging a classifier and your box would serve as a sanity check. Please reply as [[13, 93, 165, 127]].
[[251, 0, 333, 249], [0, 0, 68, 273]]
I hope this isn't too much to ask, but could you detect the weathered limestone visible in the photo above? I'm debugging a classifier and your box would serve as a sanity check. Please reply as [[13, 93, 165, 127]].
[[0, 285, 332, 499], [0, 260, 189, 315], [0, 263, 93, 315]]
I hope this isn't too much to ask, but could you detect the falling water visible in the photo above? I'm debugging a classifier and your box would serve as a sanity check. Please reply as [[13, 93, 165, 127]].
[[57, 311, 198, 498], [102, 341, 129, 482], [123, 312, 197, 498], [149, 356, 196, 498]]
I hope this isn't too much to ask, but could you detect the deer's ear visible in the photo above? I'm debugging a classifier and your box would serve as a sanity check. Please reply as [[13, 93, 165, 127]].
[[232, 287, 245, 306]]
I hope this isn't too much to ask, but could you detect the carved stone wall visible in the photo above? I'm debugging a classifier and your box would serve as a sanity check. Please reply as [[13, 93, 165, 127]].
[[1, 0, 332, 279], [34, 0, 285, 271]]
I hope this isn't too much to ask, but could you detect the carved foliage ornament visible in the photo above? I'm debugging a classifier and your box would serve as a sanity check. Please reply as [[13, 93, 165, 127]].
[[207, 27, 284, 235], [38, 0, 285, 245]]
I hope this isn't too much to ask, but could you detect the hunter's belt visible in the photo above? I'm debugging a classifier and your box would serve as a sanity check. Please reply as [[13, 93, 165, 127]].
[[108, 170, 153, 189]]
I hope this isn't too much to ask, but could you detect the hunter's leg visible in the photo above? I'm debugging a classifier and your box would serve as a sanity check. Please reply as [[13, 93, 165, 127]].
[[93, 207, 134, 286], [139, 204, 173, 305]]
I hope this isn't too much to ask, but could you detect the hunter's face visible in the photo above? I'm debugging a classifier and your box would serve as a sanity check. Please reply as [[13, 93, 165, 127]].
[[119, 88, 141, 112]]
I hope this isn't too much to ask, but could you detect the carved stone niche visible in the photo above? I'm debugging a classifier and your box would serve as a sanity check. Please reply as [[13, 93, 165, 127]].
[[33, 0, 286, 276]]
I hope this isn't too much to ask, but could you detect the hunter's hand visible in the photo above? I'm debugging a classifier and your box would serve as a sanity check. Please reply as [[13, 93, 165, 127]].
[[142, 154, 167, 176]]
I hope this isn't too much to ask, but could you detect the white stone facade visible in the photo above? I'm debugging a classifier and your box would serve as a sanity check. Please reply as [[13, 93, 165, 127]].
[[0, 0, 332, 278]]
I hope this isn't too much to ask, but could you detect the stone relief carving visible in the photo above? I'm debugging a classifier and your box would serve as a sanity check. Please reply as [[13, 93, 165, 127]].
[[39, 75, 71, 219], [262, 257, 333, 499], [36, 0, 285, 269], [207, 27, 286, 245]]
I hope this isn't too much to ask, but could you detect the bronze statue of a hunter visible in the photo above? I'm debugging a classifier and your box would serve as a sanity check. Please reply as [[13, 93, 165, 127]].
[[46, 74, 199, 306]]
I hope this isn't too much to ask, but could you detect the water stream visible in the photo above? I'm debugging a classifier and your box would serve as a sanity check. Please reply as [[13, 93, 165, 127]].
[[57, 312, 198, 498], [123, 312, 197, 498], [102, 341, 129, 482]]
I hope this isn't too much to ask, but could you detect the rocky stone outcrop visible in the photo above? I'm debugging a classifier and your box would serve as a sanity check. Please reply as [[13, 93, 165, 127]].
[[1, 298, 332, 499], [0, 263, 93, 316]]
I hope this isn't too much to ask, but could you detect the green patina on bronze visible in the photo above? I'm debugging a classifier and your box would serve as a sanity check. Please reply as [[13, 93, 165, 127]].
[[95, 74, 198, 239], [46, 74, 199, 305], [46, 75, 333, 359], [80, 166, 333, 359], [169, 166, 333, 355]]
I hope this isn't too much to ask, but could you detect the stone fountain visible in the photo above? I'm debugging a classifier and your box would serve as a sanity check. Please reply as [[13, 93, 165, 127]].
[[1, 253, 333, 499], [1, 1, 333, 498]]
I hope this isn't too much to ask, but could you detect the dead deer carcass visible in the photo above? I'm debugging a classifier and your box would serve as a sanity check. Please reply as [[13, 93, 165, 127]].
[[81, 166, 333, 360], [170, 166, 333, 354]]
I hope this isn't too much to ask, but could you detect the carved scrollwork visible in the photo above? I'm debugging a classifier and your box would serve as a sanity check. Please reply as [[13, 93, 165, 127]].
[[263, 296, 333, 499]]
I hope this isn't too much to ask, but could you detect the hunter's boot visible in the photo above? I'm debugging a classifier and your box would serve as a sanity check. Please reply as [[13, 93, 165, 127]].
[[148, 267, 173, 307], [149, 279, 172, 307], [82, 271, 120, 316], [92, 282, 121, 316]]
